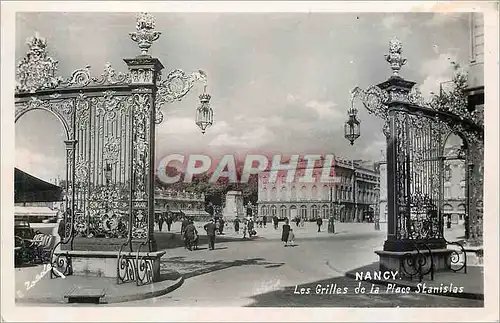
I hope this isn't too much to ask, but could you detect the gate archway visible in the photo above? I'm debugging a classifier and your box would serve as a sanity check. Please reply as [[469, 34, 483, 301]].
[[351, 38, 483, 252], [15, 13, 212, 284]]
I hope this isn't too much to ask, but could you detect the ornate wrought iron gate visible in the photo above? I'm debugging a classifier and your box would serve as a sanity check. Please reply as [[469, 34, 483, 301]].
[[15, 13, 211, 280], [351, 38, 484, 252]]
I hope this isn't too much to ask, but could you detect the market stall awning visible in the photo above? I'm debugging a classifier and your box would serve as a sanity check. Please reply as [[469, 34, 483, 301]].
[[14, 168, 63, 203], [182, 210, 211, 217], [14, 206, 57, 217]]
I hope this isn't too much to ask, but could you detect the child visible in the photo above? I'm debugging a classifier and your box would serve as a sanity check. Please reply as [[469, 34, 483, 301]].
[[288, 228, 295, 246]]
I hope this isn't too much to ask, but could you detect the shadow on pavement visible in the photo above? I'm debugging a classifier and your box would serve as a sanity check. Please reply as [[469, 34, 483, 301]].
[[244, 275, 484, 307], [155, 232, 253, 250], [161, 257, 285, 280]]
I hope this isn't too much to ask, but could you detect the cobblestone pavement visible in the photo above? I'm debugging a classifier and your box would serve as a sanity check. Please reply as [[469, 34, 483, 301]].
[[14, 222, 476, 307], [119, 225, 482, 307]]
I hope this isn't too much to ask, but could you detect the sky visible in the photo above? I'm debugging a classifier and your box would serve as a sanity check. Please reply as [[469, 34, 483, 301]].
[[14, 12, 471, 183]]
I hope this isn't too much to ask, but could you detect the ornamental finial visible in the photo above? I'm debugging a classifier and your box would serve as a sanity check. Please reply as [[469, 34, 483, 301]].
[[384, 37, 407, 77], [16, 32, 63, 93], [27, 32, 47, 54], [129, 12, 161, 56]]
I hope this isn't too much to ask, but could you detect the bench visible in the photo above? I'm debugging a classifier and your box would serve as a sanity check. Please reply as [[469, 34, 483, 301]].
[[64, 287, 106, 304]]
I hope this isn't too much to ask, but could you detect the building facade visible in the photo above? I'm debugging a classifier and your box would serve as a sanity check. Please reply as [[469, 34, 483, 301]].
[[258, 157, 380, 222], [154, 189, 209, 220], [377, 142, 466, 225], [442, 143, 467, 223], [378, 153, 388, 223]]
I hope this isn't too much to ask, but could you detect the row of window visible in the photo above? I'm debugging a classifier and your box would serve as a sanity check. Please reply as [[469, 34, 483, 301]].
[[260, 185, 378, 203], [443, 182, 466, 199], [260, 204, 330, 219]]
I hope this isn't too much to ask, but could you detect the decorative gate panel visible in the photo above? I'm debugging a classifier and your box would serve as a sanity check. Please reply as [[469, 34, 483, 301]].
[[393, 111, 446, 241], [73, 91, 134, 239]]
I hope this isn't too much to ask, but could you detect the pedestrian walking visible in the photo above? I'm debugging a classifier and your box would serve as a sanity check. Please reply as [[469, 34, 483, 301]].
[[273, 215, 279, 230], [183, 220, 198, 251], [288, 228, 295, 246], [158, 214, 164, 232], [242, 219, 248, 239], [166, 213, 173, 232], [295, 216, 300, 227], [58, 211, 67, 239], [234, 217, 240, 233], [181, 216, 190, 249], [204, 219, 217, 250], [316, 217, 323, 232], [215, 217, 220, 235], [281, 219, 291, 247], [263, 215, 267, 227], [219, 217, 225, 235], [181, 216, 190, 234], [248, 218, 255, 237]]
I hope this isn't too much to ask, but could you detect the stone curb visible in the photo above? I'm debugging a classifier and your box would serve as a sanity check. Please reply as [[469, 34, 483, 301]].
[[344, 271, 484, 301], [16, 275, 185, 305], [103, 275, 184, 304]]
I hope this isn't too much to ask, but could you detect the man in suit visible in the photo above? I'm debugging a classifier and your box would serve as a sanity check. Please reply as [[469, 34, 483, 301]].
[[181, 216, 191, 249], [204, 219, 217, 251]]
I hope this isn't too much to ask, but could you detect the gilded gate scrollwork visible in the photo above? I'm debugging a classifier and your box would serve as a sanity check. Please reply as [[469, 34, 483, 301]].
[[15, 13, 210, 284]]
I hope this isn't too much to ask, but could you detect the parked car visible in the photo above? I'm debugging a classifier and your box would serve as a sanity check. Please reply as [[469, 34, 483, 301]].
[[14, 220, 36, 240]]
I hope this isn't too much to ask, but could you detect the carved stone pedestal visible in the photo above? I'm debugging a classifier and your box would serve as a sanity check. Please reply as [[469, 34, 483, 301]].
[[464, 245, 484, 266], [53, 250, 165, 282], [375, 249, 454, 277], [223, 191, 244, 220]]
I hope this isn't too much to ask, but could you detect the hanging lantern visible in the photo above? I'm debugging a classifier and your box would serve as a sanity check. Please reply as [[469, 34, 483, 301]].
[[344, 102, 360, 145], [196, 86, 213, 134]]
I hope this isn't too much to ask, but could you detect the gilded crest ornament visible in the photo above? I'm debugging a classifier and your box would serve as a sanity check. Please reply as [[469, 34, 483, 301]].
[[129, 13, 161, 56], [16, 33, 64, 93], [385, 37, 407, 77], [156, 69, 208, 108], [103, 136, 121, 164]]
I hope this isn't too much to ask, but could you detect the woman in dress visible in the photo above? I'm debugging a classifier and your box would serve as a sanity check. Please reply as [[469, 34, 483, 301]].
[[281, 219, 291, 247]]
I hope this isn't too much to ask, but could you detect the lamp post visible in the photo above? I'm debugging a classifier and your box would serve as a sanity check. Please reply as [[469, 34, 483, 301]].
[[373, 187, 381, 231], [328, 185, 335, 233]]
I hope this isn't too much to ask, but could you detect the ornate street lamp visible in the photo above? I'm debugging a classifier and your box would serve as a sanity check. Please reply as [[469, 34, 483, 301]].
[[344, 99, 360, 145], [196, 85, 213, 134], [130, 13, 214, 133]]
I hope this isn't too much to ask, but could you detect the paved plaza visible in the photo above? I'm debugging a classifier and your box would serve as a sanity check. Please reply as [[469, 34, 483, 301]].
[[16, 221, 482, 307]]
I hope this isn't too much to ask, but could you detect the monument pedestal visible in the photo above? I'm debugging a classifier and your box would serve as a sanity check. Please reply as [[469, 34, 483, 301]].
[[223, 191, 244, 221], [375, 249, 453, 277], [463, 242, 484, 266], [376, 238, 454, 277], [53, 249, 165, 282], [56, 238, 163, 283]]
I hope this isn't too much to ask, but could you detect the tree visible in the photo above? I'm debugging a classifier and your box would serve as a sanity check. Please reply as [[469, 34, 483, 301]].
[[429, 62, 482, 126]]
